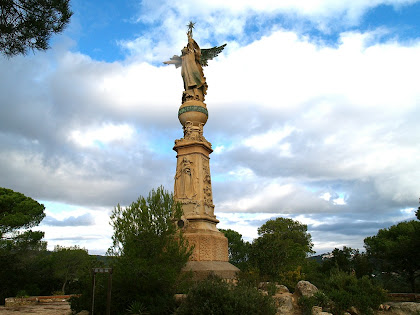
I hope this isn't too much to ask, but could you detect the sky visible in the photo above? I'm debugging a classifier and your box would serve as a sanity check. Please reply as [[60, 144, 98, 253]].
[[1, 0, 419, 255]]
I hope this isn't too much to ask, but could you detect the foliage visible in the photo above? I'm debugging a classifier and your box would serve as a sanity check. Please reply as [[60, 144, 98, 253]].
[[299, 271, 385, 315], [0, 0, 72, 56], [0, 187, 45, 237], [277, 266, 304, 292], [70, 186, 192, 315], [364, 220, 420, 293], [236, 268, 262, 288], [51, 245, 91, 294], [0, 188, 51, 304], [320, 247, 372, 278], [175, 276, 276, 315], [220, 228, 251, 270], [298, 291, 330, 315], [250, 217, 314, 280], [0, 246, 62, 304], [324, 271, 386, 315], [126, 301, 149, 315]]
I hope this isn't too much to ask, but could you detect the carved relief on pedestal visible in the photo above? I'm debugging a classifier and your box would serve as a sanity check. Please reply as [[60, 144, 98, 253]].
[[174, 122, 211, 147], [202, 156, 214, 208], [174, 157, 198, 200]]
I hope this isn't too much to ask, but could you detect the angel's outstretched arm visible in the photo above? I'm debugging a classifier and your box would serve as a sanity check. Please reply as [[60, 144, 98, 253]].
[[163, 55, 182, 68]]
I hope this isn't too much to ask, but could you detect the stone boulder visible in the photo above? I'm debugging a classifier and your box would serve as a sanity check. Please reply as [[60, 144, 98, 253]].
[[273, 293, 294, 315], [295, 280, 319, 298], [276, 284, 290, 294], [387, 302, 420, 314], [312, 306, 333, 315]]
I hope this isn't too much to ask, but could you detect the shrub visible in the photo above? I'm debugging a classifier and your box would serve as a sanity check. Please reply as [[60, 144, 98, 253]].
[[175, 276, 276, 315], [324, 271, 386, 315], [298, 291, 330, 315], [277, 266, 304, 292]]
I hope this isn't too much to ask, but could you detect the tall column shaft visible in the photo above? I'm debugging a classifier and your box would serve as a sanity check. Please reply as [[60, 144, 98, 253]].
[[173, 100, 229, 262]]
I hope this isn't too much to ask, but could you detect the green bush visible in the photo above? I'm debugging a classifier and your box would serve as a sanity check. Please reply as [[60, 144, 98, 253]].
[[175, 276, 276, 315], [298, 291, 330, 315], [324, 271, 386, 315]]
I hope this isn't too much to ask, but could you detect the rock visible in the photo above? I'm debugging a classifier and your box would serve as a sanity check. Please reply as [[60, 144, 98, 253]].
[[274, 293, 294, 315], [347, 306, 360, 315], [76, 311, 89, 315], [387, 302, 420, 314], [276, 284, 290, 294], [312, 306, 333, 315], [4, 297, 38, 307], [174, 294, 187, 305], [258, 281, 270, 289], [295, 280, 319, 298], [379, 304, 391, 311]]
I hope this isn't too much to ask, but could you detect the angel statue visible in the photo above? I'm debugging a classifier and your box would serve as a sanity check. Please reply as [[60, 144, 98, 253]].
[[164, 22, 226, 103]]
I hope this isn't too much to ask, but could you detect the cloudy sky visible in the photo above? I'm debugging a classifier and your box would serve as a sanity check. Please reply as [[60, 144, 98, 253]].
[[1, 0, 419, 255]]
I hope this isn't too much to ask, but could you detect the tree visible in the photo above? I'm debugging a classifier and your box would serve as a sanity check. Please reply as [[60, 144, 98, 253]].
[[320, 246, 372, 278], [364, 220, 420, 293], [250, 217, 314, 280], [416, 197, 420, 220], [0, 187, 46, 249], [220, 228, 251, 270], [51, 245, 91, 294], [0, 187, 47, 303], [70, 186, 192, 315], [0, 0, 72, 56]]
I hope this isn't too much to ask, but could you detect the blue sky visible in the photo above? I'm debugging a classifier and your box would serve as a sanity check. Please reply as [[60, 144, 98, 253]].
[[1, 0, 419, 255]]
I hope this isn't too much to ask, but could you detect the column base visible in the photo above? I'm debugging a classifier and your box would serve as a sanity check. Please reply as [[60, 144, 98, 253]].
[[182, 261, 240, 281]]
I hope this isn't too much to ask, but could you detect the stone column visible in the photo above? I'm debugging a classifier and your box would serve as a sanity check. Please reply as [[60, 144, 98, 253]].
[[174, 99, 239, 279]]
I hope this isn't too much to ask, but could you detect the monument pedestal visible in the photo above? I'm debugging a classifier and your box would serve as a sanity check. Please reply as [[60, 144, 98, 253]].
[[173, 100, 239, 280]]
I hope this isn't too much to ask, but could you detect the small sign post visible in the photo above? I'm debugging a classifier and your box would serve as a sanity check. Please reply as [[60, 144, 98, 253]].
[[91, 268, 113, 315]]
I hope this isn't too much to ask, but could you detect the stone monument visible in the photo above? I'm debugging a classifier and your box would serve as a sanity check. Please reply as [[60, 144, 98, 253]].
[[164, 22, 239, 279]]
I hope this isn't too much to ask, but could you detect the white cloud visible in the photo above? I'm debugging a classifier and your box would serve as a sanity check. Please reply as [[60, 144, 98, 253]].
[[119, 0, 420, 61], [69, 123, 135, 148]]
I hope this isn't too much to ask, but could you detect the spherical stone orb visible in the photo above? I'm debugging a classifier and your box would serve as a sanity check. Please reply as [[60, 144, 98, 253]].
[[178, 100, 208, 127]]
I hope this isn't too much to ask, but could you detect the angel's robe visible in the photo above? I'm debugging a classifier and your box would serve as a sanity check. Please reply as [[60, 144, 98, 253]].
[[180, 38, 207, 100]]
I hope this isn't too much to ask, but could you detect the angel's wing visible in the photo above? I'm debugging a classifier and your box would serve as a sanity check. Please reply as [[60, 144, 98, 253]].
[[200, 44, 227, 67]]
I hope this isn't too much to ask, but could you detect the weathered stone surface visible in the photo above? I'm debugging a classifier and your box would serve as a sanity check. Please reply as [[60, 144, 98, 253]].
[[387, 302, 420, 314], [273, 293, 294, 315], [295, 280, 319, 298], [1, 298, 71, 314], [4, 297, 38, 307], [312, 306, 333, 315], [276, 284, 290, 294], [347, 306, 360, 315], [182, 261, 239, 280], [379, 304, 391, 311]]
